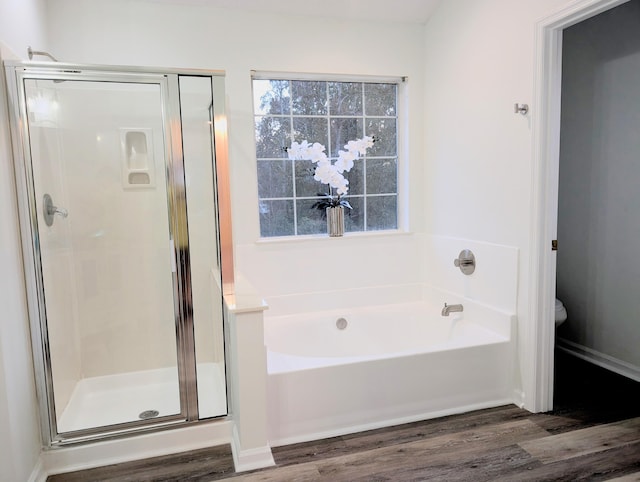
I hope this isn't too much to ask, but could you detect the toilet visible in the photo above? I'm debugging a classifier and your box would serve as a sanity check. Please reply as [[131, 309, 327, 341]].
[[555, 298, 568, 327]]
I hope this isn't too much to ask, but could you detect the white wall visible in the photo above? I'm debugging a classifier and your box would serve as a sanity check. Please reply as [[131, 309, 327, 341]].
[[422, 0, 579, 408], [45, 0, 427, 302], [0, 0, 48, 478], [557, 0, 640, 370], [0, 0, 47, 58]]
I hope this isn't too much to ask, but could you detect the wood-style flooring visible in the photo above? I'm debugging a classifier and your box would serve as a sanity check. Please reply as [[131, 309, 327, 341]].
[[48, 350, 640, 481]]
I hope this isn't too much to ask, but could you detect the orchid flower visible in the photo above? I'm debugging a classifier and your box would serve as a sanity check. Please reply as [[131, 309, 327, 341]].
[[286, 136, 375, 211]]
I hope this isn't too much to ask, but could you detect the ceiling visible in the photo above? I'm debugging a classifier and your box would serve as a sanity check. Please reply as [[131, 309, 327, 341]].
[[160, 0, 443, 25]]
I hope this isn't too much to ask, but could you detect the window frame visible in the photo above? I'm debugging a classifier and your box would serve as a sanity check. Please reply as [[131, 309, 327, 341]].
[[252, 71, 407, 239]]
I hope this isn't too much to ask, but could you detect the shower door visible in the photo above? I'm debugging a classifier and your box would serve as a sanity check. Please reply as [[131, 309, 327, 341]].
[[19, 73, 190, 439]]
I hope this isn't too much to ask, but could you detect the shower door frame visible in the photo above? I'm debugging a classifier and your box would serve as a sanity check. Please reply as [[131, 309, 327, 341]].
[[4, 61, 233, 446]]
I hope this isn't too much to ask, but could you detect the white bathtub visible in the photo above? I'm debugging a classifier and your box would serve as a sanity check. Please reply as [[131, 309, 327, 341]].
[[264, 297, 516, 446]]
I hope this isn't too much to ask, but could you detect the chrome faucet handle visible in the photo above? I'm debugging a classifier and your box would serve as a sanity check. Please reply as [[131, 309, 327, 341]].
[[454, 249, 475, 275], [454, 259, 473, 267], [50, 205, 68, 218], [43, 193, 68, 227]]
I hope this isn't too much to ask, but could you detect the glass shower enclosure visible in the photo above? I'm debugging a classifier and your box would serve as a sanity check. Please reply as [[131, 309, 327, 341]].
[[4, 62, 230, 445]]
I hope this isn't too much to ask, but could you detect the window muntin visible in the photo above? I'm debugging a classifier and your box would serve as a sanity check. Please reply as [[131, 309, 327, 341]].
[[253, 77, 399, 237]]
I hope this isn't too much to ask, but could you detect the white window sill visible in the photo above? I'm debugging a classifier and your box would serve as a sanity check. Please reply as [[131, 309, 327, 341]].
[[255, 229, 413, 245]]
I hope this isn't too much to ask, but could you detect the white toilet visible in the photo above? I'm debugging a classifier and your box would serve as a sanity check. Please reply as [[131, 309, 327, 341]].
[[555, 298, 568, 328]]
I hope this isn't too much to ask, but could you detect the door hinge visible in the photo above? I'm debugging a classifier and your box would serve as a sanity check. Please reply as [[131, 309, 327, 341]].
[[551, 240, 558, 251]]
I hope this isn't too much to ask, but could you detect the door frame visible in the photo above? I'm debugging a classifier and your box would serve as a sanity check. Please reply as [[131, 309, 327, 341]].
[[4, 62, 232, 445], [529, 0, 630, 412]]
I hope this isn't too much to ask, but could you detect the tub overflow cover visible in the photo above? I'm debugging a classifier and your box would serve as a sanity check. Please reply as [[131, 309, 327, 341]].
[[336, 317, 348, 330]]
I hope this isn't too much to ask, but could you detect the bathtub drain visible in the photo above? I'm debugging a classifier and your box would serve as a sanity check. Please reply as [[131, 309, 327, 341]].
[[139, 410, 160, 420], [336, 317, 348, 330]]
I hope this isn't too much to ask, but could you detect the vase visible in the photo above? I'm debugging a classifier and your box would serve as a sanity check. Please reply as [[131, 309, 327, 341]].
[[326, 206, 344, 237]]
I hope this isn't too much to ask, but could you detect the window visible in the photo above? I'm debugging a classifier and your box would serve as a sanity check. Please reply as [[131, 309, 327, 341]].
[[253, 75, 400, 237]]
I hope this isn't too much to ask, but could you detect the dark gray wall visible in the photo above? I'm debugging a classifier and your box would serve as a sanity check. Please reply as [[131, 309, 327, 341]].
[[557, 0, 640, 369]]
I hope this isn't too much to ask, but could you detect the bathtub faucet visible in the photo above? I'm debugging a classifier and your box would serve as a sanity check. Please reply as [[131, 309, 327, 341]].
[[441, 303, 463, 316]]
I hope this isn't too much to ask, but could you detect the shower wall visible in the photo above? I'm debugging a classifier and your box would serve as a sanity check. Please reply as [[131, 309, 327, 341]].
[[28, 88, 82, 414], [61, 84, 176, 377]]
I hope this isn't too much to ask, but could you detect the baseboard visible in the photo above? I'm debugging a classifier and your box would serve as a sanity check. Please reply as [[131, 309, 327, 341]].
[[42, 419, 232, 478], [28, 456, 47, 482], [512, 389, 526, 409], [230, 425, 275, 472], [557, 338, 640, 382]]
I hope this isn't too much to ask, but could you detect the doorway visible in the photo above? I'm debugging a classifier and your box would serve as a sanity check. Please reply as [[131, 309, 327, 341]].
[[555, 0, 640, 382], [530, 0, 633, 412]]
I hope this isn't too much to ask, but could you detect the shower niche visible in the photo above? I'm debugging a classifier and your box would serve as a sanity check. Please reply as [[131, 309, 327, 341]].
[[121, 128, 156, 188], [4, 63, 231, 445]]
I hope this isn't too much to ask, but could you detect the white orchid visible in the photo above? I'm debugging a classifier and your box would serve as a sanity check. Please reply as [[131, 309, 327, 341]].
[[287, 140, 329, 163], [286, 135, 375, 212], [335, 149, 356, 173], [352, 136, 375, 155]]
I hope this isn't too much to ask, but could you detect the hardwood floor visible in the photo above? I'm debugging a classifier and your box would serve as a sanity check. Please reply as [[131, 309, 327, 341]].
[[48, 350, 640, 481]]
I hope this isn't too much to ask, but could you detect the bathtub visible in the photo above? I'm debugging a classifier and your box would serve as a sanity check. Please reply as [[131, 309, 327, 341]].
[[264, 296, 516, 446]]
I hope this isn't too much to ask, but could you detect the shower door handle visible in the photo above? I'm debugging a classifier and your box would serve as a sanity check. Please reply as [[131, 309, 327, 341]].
[[43, 193, 68, 227]]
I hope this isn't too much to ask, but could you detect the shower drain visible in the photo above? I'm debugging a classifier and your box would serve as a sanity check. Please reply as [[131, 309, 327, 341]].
[[336, 317, 348, 330], [139, 410, 160, 420]]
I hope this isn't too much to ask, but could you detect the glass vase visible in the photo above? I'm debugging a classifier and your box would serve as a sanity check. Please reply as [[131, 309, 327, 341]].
[[326, 206, 344, 237]]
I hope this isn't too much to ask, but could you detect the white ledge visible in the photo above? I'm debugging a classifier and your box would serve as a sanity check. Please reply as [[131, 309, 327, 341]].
[[225, 295, 268, 314], [224, 272, 269, 314], [254, 229, 413, 245]]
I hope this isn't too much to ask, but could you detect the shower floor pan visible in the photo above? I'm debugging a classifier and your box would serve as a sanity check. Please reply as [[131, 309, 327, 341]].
[[57, 362, 227, 433]]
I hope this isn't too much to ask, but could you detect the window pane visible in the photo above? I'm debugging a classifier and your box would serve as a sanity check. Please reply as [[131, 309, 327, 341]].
[[257, 160, 293, 198], [255, 116, 291, 158], [259, 200, 295, 237], [252, 77, 399, 238], [344, 196, 364, 232], [343, 158, 364, 196], [254, 79, 290, 115], [366, 159, 397, 194], [365, 83, 396, 116], [296, 199, 327, 235], [293, 117, 328, 147], [295, 159, 326, 198], [292, 81, 327, 115], [366, 118, 397, 157], [366, 196, 397, 231], [329, 82, 362, 115], [330, 118, 363, 157]]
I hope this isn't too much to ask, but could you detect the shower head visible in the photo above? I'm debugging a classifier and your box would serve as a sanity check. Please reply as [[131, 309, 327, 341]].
[[28, 46, 59, 62]]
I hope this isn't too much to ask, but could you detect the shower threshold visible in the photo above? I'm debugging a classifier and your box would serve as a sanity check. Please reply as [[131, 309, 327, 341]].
[[57, 362, 226, 434]]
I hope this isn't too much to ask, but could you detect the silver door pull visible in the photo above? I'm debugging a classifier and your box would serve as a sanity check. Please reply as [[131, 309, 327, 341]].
[[43, 194, 68, 226]]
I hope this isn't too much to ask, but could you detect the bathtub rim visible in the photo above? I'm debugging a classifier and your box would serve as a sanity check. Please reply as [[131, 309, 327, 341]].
[[263, 286, 517, 372]]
